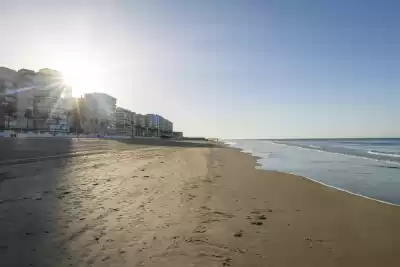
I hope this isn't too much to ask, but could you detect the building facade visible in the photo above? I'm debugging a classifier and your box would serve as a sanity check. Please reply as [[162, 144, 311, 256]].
[[135, 113, 146, 136], [83, 93, 117, 135], [115, 107, 134, 137], [173, 131, 183, 139], [146, 114, 163, 136], [1, 66, 177, 137], [0, 67, 69, 131], [159, 118, 173, 135]]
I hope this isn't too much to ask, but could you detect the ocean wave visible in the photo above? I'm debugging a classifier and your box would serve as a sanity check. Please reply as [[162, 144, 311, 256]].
[[272, 141, 400, 165], [223, 141, 237, 146], [308, 145, 322, 149], [368, 150, 400, 158], [233, 139, 400, 205], [272, 141, 325, 153], [377, 165, 400, 169], [241, 149, 253, 154]]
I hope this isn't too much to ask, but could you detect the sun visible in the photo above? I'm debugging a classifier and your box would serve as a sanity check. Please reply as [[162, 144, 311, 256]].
[[59, 60, 103, 97]]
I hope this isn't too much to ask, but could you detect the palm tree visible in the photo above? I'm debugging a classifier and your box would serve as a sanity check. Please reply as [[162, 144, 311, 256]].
[[24, 109, 33, 129], [52, 116, 61, 134], [65, 111, 70, 131], [69, 107, 86, 136], [104, 119, 110, 135], [54, 116, 61, 125], [4, 102, 17, 129]]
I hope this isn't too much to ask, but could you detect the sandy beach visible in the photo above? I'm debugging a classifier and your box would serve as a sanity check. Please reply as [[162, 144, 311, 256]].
[[1, 141, 399, 266]]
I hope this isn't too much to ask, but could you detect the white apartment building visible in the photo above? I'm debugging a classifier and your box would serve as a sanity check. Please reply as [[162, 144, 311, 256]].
[[146, 114, 163, 136], [83, 93, 117, 135], [157, 117, 173, 136], [161, 119, 173, 134], [1, 66, 176, 136], [0, 67, 69, 131], [144, 114, 174, 136], [146, 114, 156, 129], [115, 107, 134, 137], [133, 113, 146, 136]]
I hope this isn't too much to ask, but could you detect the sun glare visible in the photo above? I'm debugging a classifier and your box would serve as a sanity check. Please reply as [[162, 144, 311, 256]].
[[59, 60, 103, 97]]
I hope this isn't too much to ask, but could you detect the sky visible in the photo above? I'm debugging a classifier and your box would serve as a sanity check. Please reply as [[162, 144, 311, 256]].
[[1, 0, 399, 138]]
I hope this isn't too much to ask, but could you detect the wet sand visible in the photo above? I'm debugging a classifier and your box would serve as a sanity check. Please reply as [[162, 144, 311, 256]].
[[0, 143, 399, 266]]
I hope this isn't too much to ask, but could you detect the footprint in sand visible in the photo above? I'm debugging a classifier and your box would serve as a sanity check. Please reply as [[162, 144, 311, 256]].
[[248, 211, 267, 225], [257, 215, 267, 220], [194, 225, 208, 233], [233, 230, 243, 237], [211, 211, 235, 219]]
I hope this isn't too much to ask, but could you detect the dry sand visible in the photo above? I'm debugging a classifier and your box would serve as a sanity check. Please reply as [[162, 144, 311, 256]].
[[206, 147, 400, 267], [0, 144, 399, 266]]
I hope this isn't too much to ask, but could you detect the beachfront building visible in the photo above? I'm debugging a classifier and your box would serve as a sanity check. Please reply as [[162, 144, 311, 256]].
[[0, 67, 70, 131], [31, 88, 67, 131], [159, 117, 166, 135], [134, 113, 146, 136], [115, 107, 134, 137], [1, 66, 177, 137], [0, 67, 34, 129], [173, 131, 183, 139], [146, 114, 161, 137], [83, 93, 117, 136], [144, 114, 174, 137], [159, 118, 173, 136], [132, 113, 139, 136]]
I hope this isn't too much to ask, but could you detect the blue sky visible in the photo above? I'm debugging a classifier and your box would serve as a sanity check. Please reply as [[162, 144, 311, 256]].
[[1, 0, 399, 138]]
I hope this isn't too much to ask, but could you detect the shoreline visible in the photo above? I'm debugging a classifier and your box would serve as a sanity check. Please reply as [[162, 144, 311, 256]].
[[274, 169, 400, 207], [225, 142, 400, 206], [210, 146, 400, 266]]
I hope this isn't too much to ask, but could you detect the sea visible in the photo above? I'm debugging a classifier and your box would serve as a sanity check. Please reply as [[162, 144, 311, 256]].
[[223, 138, 400, 205]]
